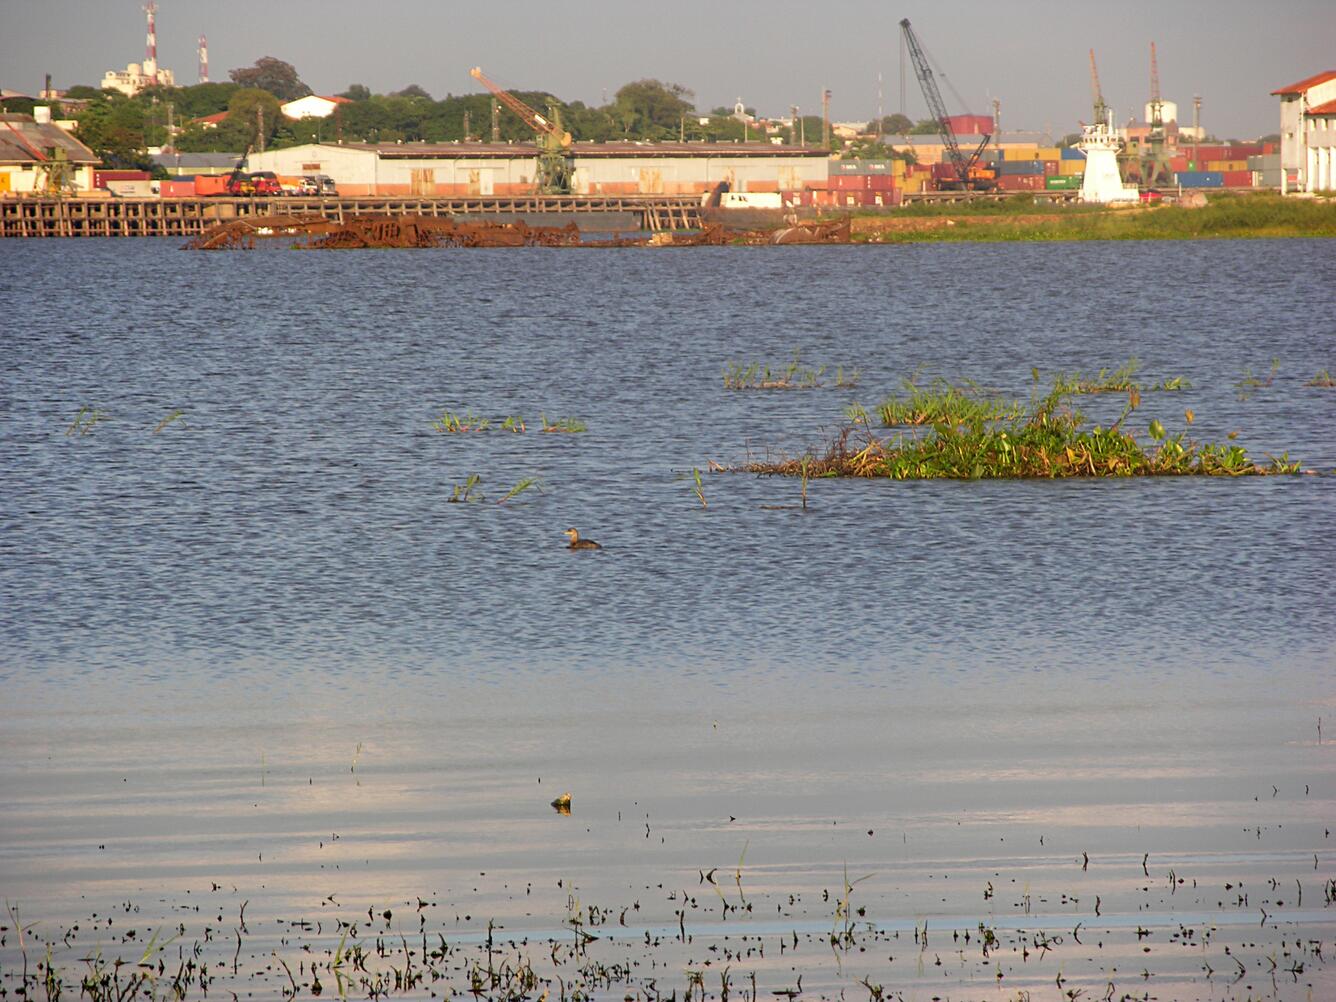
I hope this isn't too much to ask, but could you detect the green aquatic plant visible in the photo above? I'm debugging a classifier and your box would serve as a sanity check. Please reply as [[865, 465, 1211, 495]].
[[723, 351, 828, 390], [692, 467, 708, 508], [1153, 375, 1190, 391], [66, 406, 107, 437], [877, 378, 1022, 426], [496, 477, 541, 504], [448, 474, 484, 503], [1051, 357, 1141, 394], [739, 381, 1303, 480], [433, 410, 491, 433], [152, 409, 185, 434], [500, 414, 526, 433], [539, 414, 587, 433], [1306, 369, 1335, 388], [1235, 358, 1280, 400]]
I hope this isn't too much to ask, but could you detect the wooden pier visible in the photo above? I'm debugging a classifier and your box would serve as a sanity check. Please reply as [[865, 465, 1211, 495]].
[[0, 194, 706, 238]]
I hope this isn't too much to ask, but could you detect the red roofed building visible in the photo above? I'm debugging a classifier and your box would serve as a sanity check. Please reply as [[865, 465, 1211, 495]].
[[1272, 70, 1336, 192]]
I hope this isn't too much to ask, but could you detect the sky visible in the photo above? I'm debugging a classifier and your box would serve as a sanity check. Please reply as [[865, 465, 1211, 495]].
[[3, 0, 1333, 140]]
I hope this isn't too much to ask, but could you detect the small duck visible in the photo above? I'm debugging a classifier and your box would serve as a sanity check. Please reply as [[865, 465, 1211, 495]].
[[564, 527, 601, 550]]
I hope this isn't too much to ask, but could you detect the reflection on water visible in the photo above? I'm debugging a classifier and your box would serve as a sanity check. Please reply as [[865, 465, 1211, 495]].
[[1, 237, 1334, 998]]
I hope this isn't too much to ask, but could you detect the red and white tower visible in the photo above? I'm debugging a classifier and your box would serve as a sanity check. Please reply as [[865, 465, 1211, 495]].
[[198, 35, 209, 83], [143, 2, 159, 83]]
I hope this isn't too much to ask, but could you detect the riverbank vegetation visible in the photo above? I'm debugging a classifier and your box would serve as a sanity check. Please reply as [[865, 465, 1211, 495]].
[[849, 194, 1336, 243], [741, 381, 1303, 480]]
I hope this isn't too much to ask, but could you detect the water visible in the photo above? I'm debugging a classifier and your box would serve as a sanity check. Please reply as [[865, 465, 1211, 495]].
[[1, 237, 1334, 1000]]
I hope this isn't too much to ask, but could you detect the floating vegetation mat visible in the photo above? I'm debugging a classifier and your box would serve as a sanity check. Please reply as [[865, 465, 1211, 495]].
[[723, 353, 859, 390], [739, 384, 1304, 480]]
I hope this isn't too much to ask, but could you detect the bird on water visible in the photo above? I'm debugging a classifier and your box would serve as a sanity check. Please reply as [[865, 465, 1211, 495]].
[[564, 528, 601, 550]]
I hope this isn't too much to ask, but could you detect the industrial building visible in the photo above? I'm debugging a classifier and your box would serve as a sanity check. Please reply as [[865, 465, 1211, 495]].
[[0, 110, 99, 195], [245, 142, 828, 197], [1273, 70, 1336, 192]]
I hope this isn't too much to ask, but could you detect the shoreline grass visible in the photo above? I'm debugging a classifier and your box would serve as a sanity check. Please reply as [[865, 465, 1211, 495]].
[[845, 194, 1336, 243]]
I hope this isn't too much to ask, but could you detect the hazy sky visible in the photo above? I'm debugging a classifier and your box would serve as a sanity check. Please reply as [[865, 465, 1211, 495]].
[[3, 0, 1332, 139]]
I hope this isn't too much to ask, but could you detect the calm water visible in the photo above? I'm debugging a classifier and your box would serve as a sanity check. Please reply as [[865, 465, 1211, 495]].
[[2, 237, 1334, 1000]]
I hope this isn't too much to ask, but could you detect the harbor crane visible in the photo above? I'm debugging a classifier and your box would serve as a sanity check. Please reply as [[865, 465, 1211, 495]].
[[1089, 49, 1107, 125], [469, 66, 573, 194], [1140, 42, 1173, 188], [899, 18, 994, 190]]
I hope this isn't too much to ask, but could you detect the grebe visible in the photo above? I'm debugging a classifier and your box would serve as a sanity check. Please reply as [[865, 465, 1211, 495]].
[[564, 528, 601, 550]]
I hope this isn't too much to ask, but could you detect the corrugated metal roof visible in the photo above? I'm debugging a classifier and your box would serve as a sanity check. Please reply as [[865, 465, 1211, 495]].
[[1271, 70, 1336, 96], [0, 113, 99, 164], [151, 151, 244, 169]]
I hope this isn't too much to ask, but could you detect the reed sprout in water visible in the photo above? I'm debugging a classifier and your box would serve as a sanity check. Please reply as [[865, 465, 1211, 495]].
[[723, 351, 853, 390], [496, 477, 542, 504], [1305, 369, 1334, 388], [877, 377, 1022, 427], [449, 474, 484, 503], [152, 409, 185, 434], [66, 406, 107, 437]]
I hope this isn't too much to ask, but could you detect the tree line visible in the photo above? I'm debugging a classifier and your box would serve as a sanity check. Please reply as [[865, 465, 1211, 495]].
[[5, 56, 859, 171]]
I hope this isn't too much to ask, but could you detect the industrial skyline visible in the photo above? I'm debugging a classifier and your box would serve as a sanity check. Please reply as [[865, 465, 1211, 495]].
[[3, 0, 1332, 139]]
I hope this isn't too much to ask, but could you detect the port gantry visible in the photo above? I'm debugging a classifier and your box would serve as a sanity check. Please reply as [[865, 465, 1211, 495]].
[[898, 18, 994, 191], [469, 66, 574, 195]]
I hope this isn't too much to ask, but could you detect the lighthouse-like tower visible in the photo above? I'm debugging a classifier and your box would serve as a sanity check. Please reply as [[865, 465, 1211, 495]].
[[1077, 110, 1139, 203]]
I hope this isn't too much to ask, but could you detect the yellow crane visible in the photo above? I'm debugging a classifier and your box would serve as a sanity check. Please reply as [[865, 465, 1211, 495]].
[[469, 66, 573, 194]]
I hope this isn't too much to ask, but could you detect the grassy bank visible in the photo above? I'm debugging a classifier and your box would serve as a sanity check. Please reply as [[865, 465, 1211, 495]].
[[846, 193, 1336, 242]]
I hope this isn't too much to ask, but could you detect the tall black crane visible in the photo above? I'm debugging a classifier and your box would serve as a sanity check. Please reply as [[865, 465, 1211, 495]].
[[899, 18, 993, 190]]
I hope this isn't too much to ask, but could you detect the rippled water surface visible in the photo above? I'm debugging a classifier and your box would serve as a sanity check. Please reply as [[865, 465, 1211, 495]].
[[2, 237, 1334, 1000]]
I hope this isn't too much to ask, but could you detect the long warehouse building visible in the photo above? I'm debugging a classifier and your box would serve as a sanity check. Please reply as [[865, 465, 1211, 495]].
[[245, 141, 829, 197]]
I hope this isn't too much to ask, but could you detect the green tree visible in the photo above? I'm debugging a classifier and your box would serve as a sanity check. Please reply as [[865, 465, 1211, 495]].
[[868, 113, 913, 134], [339, 83, 372, 101], [226, 88, 282, 148], [74, 95, 150, 167], [612, 79, 694, 137], [909, 118, 941, 135], [228, 57, 310, 101], [392, 84, 433, 100]]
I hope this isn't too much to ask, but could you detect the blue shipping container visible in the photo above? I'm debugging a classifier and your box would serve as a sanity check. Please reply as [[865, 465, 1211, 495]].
[[1061, 147, 1086, 160], [1000, 160, 1044, 175], [1175, 171, 1223, 188]]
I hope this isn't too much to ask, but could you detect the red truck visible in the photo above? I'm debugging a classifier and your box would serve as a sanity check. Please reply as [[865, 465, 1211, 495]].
[[194, 172, 281, 196]]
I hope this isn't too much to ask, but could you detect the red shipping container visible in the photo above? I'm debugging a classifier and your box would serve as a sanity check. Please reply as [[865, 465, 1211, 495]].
[[1222, 170, 1253, 188], [1169, 155, 1189, 172], [996, 174, 1044, 191], [829, 175, 866, 190], [866, 174, 895, 191], [160, 179, 196, 197]]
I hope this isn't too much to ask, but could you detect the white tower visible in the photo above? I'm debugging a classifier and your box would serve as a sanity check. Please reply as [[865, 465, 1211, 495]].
[[1077, 111, 1140, 203], [198, 34, 208, 83]]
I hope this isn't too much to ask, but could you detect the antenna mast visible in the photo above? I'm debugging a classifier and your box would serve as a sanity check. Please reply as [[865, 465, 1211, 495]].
[[143, 2, 159, 83], [198, 35, 209, 84]]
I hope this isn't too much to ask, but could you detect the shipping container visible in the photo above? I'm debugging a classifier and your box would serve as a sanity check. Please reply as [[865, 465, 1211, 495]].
[[1222, 170, 1253, 188], [1000, 160, 1044, 175], [1060, 147, 1086, 160], [93, 169, 150, 188], [1206, 160, 1248, 173], [194, 175, 231, 196], [1042, 160, 1059, 175], [1045, 175, 1082, 189], [159, 179, 196, 197], [1175, 171, 1223, 188], [996, 173, 1044, 191], [1059, 159, 1085, 176], [1001, 147, 1039, 161], [1169, 155, 1189, 173], [1248, 154, 1281, 171], [1036, 147, 1062, 162]]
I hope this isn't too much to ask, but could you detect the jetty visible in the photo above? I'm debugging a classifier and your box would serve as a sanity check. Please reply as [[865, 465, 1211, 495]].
[[0, 194, 706, 238]]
